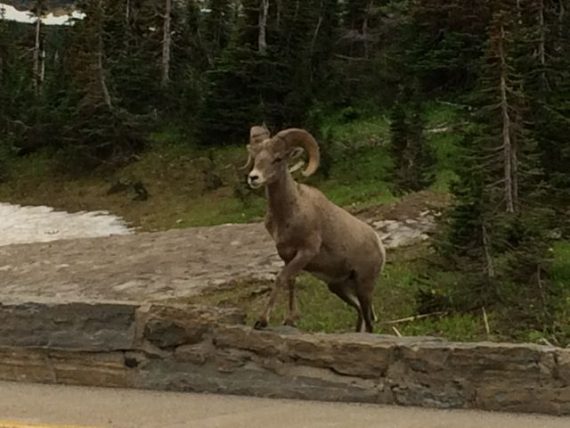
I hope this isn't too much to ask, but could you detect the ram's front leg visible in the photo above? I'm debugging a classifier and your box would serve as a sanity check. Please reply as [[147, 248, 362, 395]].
[[283, 278, 299, 326], [254, 248, 317, 329]]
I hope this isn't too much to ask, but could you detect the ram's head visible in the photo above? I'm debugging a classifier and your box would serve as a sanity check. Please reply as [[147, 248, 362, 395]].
[[243, 126, 320, 189]]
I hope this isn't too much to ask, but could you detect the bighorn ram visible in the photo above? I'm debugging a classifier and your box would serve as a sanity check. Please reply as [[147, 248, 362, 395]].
[[244, 125, 386, 332]]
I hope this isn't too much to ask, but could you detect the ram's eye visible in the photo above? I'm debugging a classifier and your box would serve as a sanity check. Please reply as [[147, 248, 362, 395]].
[[272, 157, 283, 164]]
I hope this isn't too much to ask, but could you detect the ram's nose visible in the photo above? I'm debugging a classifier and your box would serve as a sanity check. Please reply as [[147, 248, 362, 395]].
[[247, 172, 263, 189]]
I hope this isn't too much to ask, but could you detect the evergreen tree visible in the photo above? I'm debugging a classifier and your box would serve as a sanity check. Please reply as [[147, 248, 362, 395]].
[[31, 0, 48, 95], [520, 0, 570, 217], [199, 0, 328, 143], [433, 3, 557, 333], [407, 0, 491, 93], [164, 0, 209, 126], [55, 0, 148, 172], [105, 0, 161, 115], [389, 91, 434, 192], [203, 0, 234, 62]]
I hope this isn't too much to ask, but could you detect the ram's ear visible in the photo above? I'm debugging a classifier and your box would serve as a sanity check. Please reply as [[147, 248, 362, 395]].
[[289, 160, 305, 174], [285, 147, 305, 175], [289, 146, 304, 160]]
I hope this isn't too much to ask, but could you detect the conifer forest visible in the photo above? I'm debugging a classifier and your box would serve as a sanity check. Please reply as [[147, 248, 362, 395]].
[[0, 0, 569, 344]]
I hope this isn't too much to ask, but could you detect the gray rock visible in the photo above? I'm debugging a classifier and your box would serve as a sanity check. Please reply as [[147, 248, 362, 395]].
[[0, 301, 136, 351], [1, 299, 569, 416], [144, 319, 202, 349]]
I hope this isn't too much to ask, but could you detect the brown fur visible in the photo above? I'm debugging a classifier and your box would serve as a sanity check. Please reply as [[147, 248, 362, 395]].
[[246, 127, 385, 332]]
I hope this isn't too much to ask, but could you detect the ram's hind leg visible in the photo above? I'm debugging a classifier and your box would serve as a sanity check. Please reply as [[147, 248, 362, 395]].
[[357, 293, 374, 333], [327, 281, 365, 332], [356, 278, 377, 333]]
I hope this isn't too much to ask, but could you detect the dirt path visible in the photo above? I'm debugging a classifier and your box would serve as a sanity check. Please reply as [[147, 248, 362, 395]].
[[0, 191, 447, 303]]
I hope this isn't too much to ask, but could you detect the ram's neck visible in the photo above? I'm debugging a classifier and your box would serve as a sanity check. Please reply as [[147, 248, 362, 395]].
[[266, 172, 299, 222]]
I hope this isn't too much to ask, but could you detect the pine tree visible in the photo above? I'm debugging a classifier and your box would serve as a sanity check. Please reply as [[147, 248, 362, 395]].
[[203, 0, 234, 62], [105, 0, 162, 115], [389, 91, 433, 192], [407, 0, 491, 92], [520, 0, 570, 215], [199, 0, 327, 143], [163, 0, 209, 127], [433, 2, 557, 332], [31, 0, 48, 96], [161, 0, 172, 87], [56, 0, 148, 172]]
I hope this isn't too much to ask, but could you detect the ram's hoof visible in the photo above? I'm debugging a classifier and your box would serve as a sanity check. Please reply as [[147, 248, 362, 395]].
[[254, 319, 268, 330], [282, 318, 297, 327]]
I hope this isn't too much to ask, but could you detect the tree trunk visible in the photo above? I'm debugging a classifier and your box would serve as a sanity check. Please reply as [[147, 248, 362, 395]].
[[512, 112, 520, 211], [125, 0, 130, 24], [96, 0, 111, 108], [482, 224, 495, 278], [40, 48, 45, 87], [33, 17, 42, 95], [362, 0, 373, 58], [538, 0, 548, 91], [310, 16, 323, 53], [161, 0, 172, 87], [276, 0, 281, 29], [258, 0, 269, 54], [97, 35, 112, 108], [498, 21, 515, 213]]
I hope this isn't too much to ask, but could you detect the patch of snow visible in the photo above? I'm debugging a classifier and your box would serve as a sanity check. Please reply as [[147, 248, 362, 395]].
[[372, 214, 436, 249], [0, 202, 131, 247], [0, 3, 84, 26]]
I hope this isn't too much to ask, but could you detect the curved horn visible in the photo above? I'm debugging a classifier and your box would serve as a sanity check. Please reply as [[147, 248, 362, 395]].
[[241, 125, 271, 171], [274, 128, 320, 177], [241, 153, 254, 172]]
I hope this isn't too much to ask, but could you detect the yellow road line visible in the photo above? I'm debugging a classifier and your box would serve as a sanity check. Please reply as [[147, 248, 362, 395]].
[[0, 421, 95, 428]]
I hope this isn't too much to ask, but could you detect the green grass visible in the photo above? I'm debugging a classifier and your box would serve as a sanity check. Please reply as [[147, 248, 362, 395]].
[[0, 103, 465, 230], [191, 245, 490, 341], [551, 241, 570, 343], [552, 241, 570, 281], [424, 102, 464, 192], [319, 107, 391, 147], [0, 137, 268, 231], [192, 240, 570, 343], [0, 108, 396, 231], [1, 105, 567, 344]]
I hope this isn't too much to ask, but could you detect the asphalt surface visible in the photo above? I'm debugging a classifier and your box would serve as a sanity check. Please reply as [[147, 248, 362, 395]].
[[0, 381, 568, 428]]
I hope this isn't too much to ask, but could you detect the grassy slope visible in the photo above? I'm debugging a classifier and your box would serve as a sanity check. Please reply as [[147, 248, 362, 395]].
[[551, 241, 570, 343], [0, 102, 459, 230]]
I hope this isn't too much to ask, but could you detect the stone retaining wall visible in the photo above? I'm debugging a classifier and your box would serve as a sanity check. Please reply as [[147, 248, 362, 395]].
[[0, 300, 568, 415]]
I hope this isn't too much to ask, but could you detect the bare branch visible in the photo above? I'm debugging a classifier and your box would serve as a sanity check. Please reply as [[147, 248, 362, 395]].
[[382, 311, 448, 325]]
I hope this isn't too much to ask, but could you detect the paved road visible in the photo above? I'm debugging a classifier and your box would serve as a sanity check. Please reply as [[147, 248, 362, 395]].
[[0, 382, 568, 428]]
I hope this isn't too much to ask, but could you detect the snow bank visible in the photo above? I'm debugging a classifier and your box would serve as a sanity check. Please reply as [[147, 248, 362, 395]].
[[0, 202, 131, 246], [0, 3, 84, 26]]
